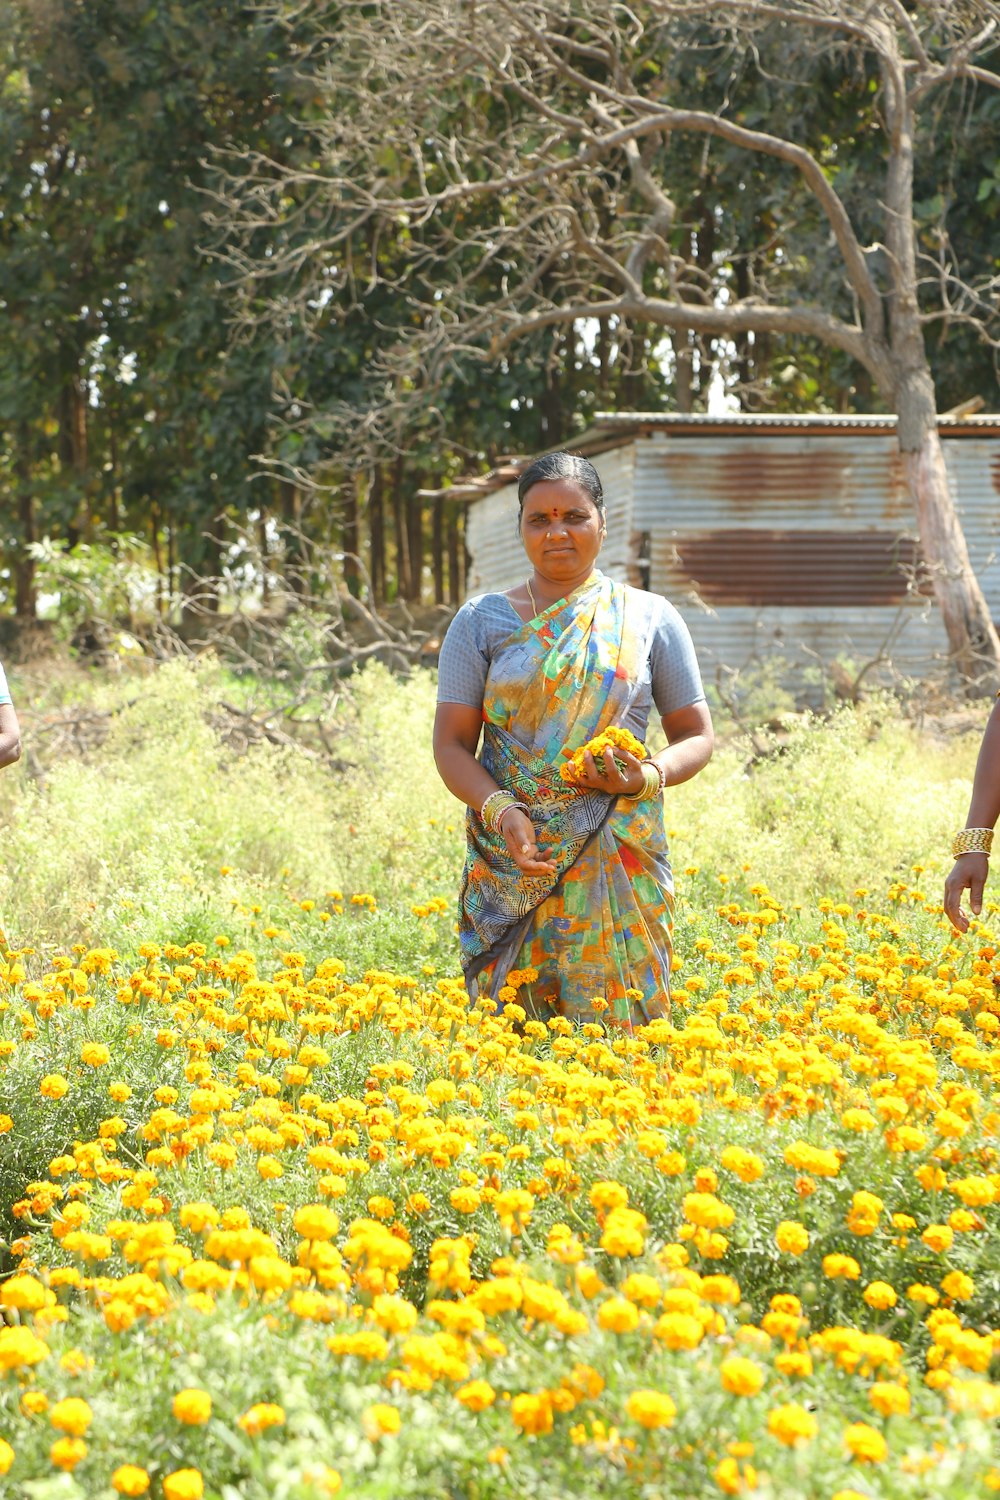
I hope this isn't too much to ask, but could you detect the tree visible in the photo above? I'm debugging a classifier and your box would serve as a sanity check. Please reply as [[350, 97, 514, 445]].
[[0, 0, 287, 615], [218, 0, 1000, 682]]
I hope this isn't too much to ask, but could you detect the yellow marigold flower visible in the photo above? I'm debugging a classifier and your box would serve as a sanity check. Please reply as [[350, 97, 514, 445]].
[[600, 1206, 648, 1257], [831, 1492, 873, 1500], [238, 1403, 285, 1437], [621, 1273, 662, 1308], [510, 1392, 554, 1435], [362, 1403, 401, 1441], [625, 1389, 677, 1428], [80, 1042, 110, 1067], [775, 1221, 809, 1255], [560, 727, 645, 785], [370, 1294, 419, 1335], [921, 1223, 953, 1253], [719, 1146, 765, 1183], [301, 1466, 342, 1494], [294, 1204, 340, 1241], [179, 1203, 220, 1235], [700, 1274, 741, 1306], [653, 1312, 704, 1350], [783, 1141, 840, 1177], [1, 1274, 50, 1311], [940, 1269, 974, 1301], [906, 1283, 939, 1306], [589, 1180, 629, 1216], [682, 1192, 735, 1231], [108, 1081, 132, 1102], [575, 1266, 604, 1300], [0, 1440, 14, 1476], [22, 1390, 49, 1415], [657, 1151, 687, 1176], [0, 1327, 50, 1371], [863, 1281, 897, 1310], [112, 1465, 151, 1496], [450, 1186, 481, 1214], [50, 1437, 87, 1471], [475, 1277, 523, 1316], [775, 1350, 813, 1378], [767, 1403, 818, 1446], [172, 1388, 212, 1426], [597, 1296, 640, 1334], [455, 1380, 496, 1411], [720, 1357, 765, 1397], [39, 1074, 69, 1100], [49, 1398, 92, 1437], [163, 1469, 204, 1500], [822, 1253, 861, 1281], [869, 1382, 910, 1418], [843, 1422, 888, 1463]]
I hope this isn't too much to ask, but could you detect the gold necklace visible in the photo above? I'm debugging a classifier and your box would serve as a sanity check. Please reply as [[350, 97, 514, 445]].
[[525, 577, 539, 617]]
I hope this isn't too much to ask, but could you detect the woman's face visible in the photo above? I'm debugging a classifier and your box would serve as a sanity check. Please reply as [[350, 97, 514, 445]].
[[519, 479, 605, 584]]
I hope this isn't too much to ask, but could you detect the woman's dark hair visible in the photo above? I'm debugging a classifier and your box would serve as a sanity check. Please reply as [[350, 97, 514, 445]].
[[517, 451, 605, 513]]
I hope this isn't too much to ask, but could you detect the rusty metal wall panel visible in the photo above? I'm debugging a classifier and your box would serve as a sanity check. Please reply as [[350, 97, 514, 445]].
[[464, 445, 635, 597], [637, 432, 1000, 661], [633, 431, 913, 532], [669, 529, 924, 607]]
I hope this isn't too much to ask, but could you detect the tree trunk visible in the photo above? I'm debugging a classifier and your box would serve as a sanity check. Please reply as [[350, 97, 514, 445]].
[[280, 478, 306, 595], [673, 329, 694, 414], [406, 482, 423, 603], [343, 476, 361, 598], [14, 425, 36, 620], [391, 456, 411, 601], [447, 501, 461, 606], [432, 496, 445, 605], [369, 465, 386, 605], [897, 371, 1000, 686]]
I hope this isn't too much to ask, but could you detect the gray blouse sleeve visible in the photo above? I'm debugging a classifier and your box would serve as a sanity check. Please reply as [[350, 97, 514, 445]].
[[649, 598, 706, 715], [436, 601, 491, 706]]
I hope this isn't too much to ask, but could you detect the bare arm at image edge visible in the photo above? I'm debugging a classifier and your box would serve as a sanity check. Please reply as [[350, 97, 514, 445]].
[[0, 702, 21, 769], [943, 696, 1000, 932]]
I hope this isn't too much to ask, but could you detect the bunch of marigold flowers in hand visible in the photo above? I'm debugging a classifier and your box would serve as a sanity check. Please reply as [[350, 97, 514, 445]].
[[559, 726, 646, 786]]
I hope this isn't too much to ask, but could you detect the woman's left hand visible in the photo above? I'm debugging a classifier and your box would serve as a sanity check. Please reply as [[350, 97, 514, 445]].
[[578, 745, 646, 796]]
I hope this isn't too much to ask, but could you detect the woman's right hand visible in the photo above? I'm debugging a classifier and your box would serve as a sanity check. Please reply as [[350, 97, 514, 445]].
[[500, 808, 557, 877], [943, 852, 989, 933]]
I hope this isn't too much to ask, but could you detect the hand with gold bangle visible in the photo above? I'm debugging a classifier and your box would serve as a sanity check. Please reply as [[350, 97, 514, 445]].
[[943, 695, 1000, 934]]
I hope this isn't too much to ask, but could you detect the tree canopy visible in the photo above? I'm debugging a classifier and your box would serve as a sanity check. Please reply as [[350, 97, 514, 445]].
[[2, 0, 999, 652]]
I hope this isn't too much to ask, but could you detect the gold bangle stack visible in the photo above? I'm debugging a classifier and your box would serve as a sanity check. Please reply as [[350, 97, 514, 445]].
[[952, 827, 994, 859], [622, 762, 662, 803]]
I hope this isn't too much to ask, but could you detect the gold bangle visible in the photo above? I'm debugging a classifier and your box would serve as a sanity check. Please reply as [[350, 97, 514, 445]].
[[952, 827, 994, 858], [623, 763, 662, 802]]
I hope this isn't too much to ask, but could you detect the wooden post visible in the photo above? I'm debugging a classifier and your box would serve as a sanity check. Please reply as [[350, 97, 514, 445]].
[[391, 455, 411, 601], [343, 474, 361, 598], [432, 495, 445, 605], [369, 465, 385, 605]]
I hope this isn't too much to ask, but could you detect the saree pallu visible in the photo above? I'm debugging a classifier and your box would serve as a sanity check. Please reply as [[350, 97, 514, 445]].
[[459, 573, 673, 1029]]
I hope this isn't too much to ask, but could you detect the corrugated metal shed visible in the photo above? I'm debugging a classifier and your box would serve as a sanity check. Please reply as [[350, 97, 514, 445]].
[[454, 414, 1000, 693]]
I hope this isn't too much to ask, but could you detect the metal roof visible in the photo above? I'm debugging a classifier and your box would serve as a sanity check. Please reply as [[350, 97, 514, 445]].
[[427, 411, 1000, 503], [591, 410, 1000, 434]]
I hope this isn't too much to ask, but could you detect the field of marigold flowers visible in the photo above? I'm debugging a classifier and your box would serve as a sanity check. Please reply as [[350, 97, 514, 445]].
[[1, 860, 999, 1499]]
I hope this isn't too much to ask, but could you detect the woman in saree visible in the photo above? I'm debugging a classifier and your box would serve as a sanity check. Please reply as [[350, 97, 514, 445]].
[[433, 452, 713, 1028]]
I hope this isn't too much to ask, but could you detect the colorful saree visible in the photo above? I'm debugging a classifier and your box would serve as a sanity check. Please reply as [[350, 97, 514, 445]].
[[460, 572, 674, 1028]]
